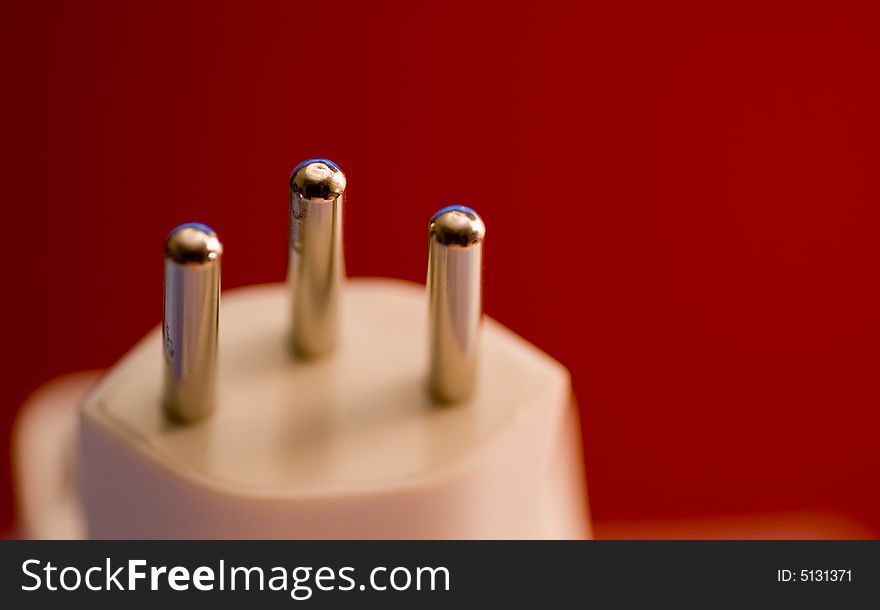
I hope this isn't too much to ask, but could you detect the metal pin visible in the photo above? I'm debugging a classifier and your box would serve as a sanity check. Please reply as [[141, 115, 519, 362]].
[[427, 206, 486, 403], [163, 223, 222, 423], [288, 159, 346, 358]]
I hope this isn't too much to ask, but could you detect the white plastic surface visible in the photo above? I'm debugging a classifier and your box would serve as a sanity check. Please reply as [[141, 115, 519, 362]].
[[79, 278, 591, 539], [13, 371, 98, 539]]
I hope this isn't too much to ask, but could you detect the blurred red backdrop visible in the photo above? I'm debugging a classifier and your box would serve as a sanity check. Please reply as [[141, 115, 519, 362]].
[[1, 0, 879, 537]]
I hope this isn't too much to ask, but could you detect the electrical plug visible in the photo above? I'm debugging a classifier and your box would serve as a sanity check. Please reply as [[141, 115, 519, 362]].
[[21, 159, 591, 539]]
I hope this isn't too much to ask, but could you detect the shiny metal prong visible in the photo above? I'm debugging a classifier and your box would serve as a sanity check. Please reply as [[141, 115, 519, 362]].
[[162, 223, 222, 423], [288, 159, 346, 358], [427, 205, 486, 403]]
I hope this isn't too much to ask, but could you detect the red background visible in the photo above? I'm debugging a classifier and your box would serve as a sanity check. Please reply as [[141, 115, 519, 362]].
[[2, 1, 879, 537]]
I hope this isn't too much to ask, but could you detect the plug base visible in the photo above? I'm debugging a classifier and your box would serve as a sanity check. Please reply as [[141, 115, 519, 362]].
[[80, 279, 590, 538]]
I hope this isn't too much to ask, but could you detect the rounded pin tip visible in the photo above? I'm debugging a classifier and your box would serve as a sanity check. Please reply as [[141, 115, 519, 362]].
[[165, 223, 223, 265], [429, 206, 485, 247], [290, 159, 346, 202]]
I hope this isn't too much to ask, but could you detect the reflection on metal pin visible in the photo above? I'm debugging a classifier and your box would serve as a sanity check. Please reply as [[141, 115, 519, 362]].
[[163, 223, 222, 423], [288, 159, 346, 358], [427, 205, 485, 403]]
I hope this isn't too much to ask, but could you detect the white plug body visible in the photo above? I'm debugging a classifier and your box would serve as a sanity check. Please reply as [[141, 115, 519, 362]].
[[76, 278, 589, 538], [12, 372, 96, 539]]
